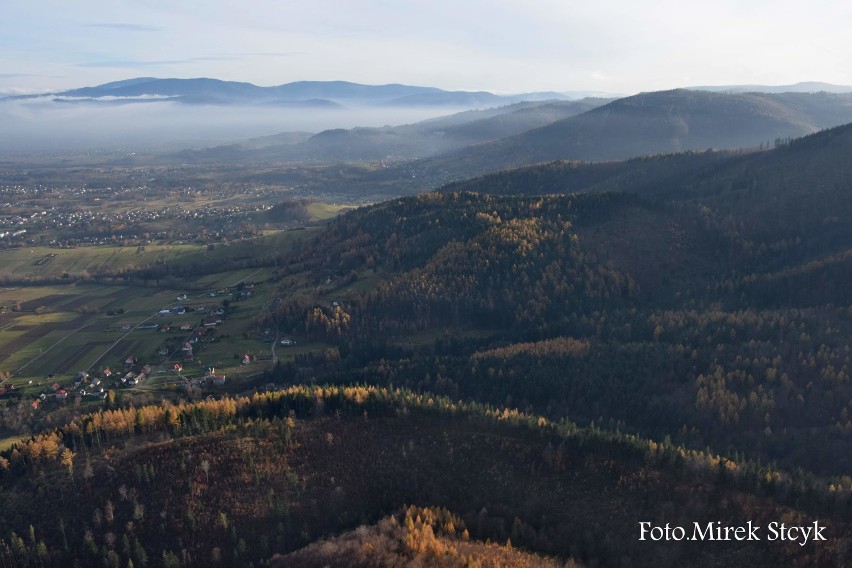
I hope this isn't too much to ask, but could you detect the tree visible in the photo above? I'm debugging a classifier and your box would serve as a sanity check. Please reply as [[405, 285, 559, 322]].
[[83, 457, 95, 482], [60, 448, 75, 479], [201, 459, 210, 484]]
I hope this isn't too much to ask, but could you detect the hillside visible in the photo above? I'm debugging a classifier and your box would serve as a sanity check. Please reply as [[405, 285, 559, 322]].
[[446, 121, 852, 273], [2, 387, 849, 567], [261, 138, 852, 477], [272, 506, 570, 567], [236, 89, 852, 198], [172, 98, 610, 164], [386, 89, 852, 187]]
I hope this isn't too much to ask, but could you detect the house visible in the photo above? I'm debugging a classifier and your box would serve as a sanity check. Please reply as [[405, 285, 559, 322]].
[[77, 371, 89, 381], [173, 363, 183, 373], [181, 342, 193, 352], [160, 324, 171, 333], [280, 338, 294, 346], [202, 316, 222, 327], [31, 400, 40, 409], [50, 382, 61, 391], [212, 375, 226, 386], [124, 356, 137, 367], [54, 389, 68, 400], [242, 354, 253, 365], [176, 294, 187, 301], [180, 323, 192, 331], [102, 368, 112, 378], [158, 309, 171, 316]]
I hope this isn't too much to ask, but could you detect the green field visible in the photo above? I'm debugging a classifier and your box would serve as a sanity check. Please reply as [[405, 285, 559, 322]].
[[0, 229, 314, 282], [306, 202, 357, 220], [0, 435, 25, 452], [0, 226, 340, 399], [0, 278, 296, 396]]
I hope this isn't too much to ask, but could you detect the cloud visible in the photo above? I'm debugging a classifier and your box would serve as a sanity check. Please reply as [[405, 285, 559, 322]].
[[190, 53, 302, 61], [75, 53, 302, 69], [84, 23, 161, 32], [76, 59, 189, 68]]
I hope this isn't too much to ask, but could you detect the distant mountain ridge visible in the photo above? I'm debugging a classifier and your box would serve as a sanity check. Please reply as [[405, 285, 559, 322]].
[[403, 88, 852, 184], [45, 77, 572, 107], [172, 98, 612, 164], [688, 81, 852, 94]]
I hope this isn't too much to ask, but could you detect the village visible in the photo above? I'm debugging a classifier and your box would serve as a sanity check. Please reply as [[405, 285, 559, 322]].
[[0, 280, 301, 413], [0, 178, 287, 249]]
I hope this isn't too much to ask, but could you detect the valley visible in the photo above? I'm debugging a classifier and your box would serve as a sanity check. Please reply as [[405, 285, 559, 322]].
[[2, 83, 852, 567]]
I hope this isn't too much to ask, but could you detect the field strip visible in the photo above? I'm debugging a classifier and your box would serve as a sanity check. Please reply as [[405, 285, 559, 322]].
[[229, 267, 267, 287], [10, 321, 91, 378], [87, 311, 160, 369]]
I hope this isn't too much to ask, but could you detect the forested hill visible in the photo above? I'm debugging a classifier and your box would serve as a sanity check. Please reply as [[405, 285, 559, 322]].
[[446, 121, 852, 268], [389, 89, 852, 187], [2, 387, 850, 567], [175, 98, 610, 165], [261, 118, 852, 487]]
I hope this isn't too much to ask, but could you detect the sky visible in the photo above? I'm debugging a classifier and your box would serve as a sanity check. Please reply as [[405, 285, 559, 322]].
[[3, 0, 852, 95]]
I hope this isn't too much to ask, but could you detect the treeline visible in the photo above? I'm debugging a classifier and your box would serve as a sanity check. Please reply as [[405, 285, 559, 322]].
[[4, 385, 847, 510]]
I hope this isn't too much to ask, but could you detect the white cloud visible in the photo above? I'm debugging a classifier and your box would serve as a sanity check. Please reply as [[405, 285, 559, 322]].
[[1, 0, 851, 93]]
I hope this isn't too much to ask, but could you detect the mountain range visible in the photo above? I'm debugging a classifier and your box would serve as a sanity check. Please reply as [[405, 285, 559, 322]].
[[26, 77, 573, 108], [178, 88, 852, 200], [404, 89, 852, 183], [172, 97, 613, 164], [6, 76, 852, 566], [688, 81, 852, 94]]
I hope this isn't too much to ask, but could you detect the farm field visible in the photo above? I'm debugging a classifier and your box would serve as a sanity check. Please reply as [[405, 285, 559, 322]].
[[0, 228, 314, 282], [0, 228, 329, 399], [0, 280, 286, 392]]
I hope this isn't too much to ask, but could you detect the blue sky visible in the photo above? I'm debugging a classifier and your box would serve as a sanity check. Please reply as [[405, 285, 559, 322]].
[[2, 0, 852, 94]]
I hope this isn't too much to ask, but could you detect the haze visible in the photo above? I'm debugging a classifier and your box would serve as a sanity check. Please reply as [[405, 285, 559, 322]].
[[3, 0, 852, 155], [0, 97, 467, 155]]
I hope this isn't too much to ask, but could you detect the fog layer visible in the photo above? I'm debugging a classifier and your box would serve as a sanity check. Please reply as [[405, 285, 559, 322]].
[[0, 97, 469, 155]]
